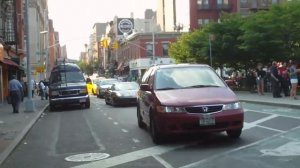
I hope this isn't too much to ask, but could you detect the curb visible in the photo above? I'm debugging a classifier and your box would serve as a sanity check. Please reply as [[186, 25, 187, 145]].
[[0, 103, 49, 166], [239, 99, 300, 109]]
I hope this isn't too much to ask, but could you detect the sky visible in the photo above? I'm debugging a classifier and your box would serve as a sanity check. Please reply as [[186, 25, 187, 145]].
[[48, 0, 158, 60]]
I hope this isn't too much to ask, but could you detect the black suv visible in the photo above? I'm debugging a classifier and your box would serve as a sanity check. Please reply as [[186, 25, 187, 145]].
[[49, 63, 90, 111]]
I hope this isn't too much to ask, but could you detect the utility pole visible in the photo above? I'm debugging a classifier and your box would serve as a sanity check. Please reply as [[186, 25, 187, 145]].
[[24, 0, 35, 112]]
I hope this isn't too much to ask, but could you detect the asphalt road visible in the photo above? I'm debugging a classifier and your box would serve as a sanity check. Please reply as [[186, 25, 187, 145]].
[[2, 96, 300, 168]]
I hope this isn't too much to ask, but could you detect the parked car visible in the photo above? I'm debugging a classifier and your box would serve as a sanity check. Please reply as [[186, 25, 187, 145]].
[[48, 63, 90, 111], [105, 82, 139, 106], [96, 78, 119, 98], [137, 64, 244, 144]]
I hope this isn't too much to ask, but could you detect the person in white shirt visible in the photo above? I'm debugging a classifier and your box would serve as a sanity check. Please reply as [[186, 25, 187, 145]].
[[39, 80, 45, 100]]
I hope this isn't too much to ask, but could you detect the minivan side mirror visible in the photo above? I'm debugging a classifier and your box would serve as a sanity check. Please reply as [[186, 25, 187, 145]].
[[140, 84, 151, 91]]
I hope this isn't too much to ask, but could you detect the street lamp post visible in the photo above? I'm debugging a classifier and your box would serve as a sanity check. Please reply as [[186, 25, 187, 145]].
[[152, 30, 155, 65], [209, 34, 214, 67], [24, 0, 35, 112]]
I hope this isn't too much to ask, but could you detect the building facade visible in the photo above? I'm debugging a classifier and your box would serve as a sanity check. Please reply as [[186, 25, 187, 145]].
[[190, 0, 238, 30], [0, 0, 25, 104], [238, 0, 287, 16], [157, 0, 190, 32], [117, 32, 181, 81]]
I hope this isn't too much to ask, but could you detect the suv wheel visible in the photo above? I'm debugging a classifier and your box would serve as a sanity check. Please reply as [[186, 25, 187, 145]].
[[85, 100, 90, 108], [226, 129, 242, 139], [137, 103, 145, 129], [49, 104, 56, 111], [150, 115, 163, 144]]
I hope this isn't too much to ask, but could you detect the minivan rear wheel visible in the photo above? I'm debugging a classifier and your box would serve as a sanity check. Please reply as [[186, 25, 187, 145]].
[[226, 129, 242, 139]]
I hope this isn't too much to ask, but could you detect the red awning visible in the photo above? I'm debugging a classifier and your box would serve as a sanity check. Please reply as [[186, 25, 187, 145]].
[[0, 58, 19, 67]]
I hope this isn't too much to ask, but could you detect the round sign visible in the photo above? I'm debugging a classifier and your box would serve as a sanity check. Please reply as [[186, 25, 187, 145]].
[[118, 19, 134, 34]]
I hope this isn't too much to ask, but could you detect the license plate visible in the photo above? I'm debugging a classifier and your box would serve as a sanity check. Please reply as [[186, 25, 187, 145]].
[[79, 99, 86, 103], [199, 114, 215, 126]]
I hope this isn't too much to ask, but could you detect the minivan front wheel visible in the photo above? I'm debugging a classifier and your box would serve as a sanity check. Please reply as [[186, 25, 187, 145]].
[[150, 115, 163, 144], [137, 104, 145, 129], [226, 129, 242, 139]]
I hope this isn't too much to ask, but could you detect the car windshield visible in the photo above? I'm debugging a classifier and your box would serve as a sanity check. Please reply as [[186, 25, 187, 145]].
[[50, 71, 85, 84], [100, 79, 118, 85], [115, 82, 139, 91], [93, 79, 100, 85], [155, 66, 226, 90]]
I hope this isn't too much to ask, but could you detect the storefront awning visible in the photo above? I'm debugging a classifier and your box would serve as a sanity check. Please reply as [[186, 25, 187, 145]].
[[0, 58, 19, 67]]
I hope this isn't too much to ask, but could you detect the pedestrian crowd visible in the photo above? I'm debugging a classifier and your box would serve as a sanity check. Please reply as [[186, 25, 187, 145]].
[[252, 60, 300, 100]]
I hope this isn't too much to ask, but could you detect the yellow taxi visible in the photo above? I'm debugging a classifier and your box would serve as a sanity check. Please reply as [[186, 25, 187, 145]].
[[86, 77, 97, 95]]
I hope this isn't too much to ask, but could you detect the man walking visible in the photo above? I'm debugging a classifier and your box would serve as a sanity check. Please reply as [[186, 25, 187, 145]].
[[8, 75, 23, 113], [270, 61, 282, 98]]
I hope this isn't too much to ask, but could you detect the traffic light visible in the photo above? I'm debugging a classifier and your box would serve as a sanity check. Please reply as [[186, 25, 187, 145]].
[[99, 40, 104, 48], [99, 39, 108, 49], [112, 41, 119, 49]]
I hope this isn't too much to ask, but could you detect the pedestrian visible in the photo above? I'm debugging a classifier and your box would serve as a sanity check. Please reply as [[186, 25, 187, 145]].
[[8, 75, 23, 113], [39, 80, 45, 100], [255, 63, 266, 95], [30, 79, 35, 97], [270, 61, 282, 98], [288, 61, 300, 100], [278, 62, 290, 97], [45, 85, 49, 100]]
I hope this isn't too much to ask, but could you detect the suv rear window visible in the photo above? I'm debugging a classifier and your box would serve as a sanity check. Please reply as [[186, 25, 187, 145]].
[[50, 71, 85, 84]]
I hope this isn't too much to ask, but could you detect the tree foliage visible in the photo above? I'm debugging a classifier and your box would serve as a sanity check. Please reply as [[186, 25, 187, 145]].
[[169, 1, 300, 69]]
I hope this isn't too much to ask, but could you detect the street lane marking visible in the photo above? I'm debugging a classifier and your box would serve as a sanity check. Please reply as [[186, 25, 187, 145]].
[[132, 138, 140, 143], [72, 145, 186, 168], [260, 141, 300, 156], [153, 155, 174, 168], [121, 129, 128, 133], [108, 117, 113, 120], [113, 122, 118, 125], [245, 109, 300, 120], [243, 114, 278, 130], [180, 125, 300, 168], [104, 113, 107, 116], [256, 125, 285, 133]]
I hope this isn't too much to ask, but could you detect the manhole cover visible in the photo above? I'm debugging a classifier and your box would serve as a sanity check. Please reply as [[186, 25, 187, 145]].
[[65, 153, 110, 162]]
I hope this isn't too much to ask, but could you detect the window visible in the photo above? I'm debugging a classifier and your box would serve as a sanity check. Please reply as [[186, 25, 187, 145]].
[[217, 0, 229, 9], [272, 0, 279, 4], [197, 0, 209, 9], [154, 67, 226, 90], [146, 43, 153, 57], [198, 19, 209, 26], [162, 43, 169, 57], [240, 0, 248, 8]]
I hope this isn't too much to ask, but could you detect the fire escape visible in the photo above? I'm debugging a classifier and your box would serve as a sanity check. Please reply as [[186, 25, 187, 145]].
[[0, 0, 16, 45]]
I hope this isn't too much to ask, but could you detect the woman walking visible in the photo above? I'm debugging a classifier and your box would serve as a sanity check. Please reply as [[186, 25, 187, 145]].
[[255, 63, 266, 95], [288, 61, 300, 100]]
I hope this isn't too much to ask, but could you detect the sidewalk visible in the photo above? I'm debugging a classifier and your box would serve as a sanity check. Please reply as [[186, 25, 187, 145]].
[[0, 96, 48, 165], [235, 91, 300, 109]]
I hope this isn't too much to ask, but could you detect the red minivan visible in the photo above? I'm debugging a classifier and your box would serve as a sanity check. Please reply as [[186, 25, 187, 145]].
[[137, 64, 244, 144]]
